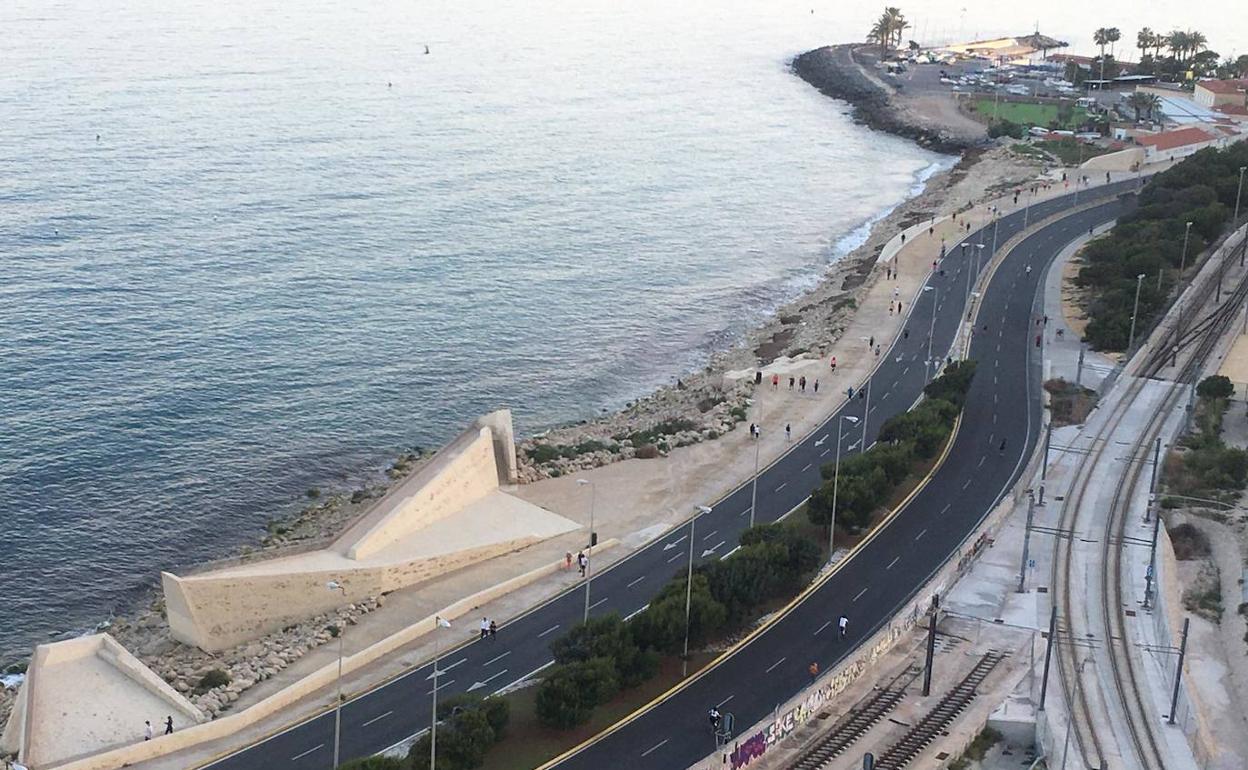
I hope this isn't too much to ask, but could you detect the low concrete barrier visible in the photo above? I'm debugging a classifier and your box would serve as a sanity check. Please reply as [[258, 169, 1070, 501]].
[[47, 540, 619, 770]]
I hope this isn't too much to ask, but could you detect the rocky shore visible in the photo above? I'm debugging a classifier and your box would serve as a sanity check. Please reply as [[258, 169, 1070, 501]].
[[0, 48, 1053, 731], [792, 45, 979, 154]]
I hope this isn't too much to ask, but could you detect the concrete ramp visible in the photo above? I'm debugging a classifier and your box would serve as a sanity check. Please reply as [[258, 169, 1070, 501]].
[[162, 410, 577, 652], [0, 634, 204, 768]]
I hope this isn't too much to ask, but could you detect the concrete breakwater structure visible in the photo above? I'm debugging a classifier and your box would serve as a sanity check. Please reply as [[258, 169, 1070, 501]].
[[162, 409, 578, 651], [1, 409, 584, 767]]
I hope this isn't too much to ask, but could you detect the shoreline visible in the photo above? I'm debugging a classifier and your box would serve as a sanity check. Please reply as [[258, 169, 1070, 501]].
[[0, 45, 1051, 729]]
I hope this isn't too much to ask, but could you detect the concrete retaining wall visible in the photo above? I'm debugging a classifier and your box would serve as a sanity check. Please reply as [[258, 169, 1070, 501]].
[[46, 540, 618, 770]]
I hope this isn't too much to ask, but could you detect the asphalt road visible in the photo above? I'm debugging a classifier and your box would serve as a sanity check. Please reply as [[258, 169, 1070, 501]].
[[209, 179, 1140, 770]]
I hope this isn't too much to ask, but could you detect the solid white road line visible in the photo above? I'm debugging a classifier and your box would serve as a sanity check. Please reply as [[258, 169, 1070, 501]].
[[642, 739, 670, 757], [623, 604, 650, 622], [538, 624, 560, 638], [476, 669, 509, 687], [627, 575, 646, 588], [362, 711, 393, 728], [814, 620, 832, 636], [482, 650, 510, 667], [853, 587, 868, 602], [291, 744, 324, 761], [494, 661, 554, 695], [766, 656, 787, 673]]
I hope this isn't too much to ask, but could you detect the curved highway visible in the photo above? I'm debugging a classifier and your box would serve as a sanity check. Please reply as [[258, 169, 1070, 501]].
[[208, 179, 1141, 770]]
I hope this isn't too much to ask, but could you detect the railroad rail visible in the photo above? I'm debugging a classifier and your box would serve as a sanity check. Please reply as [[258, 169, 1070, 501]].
[[1052, 224, 1248, 770], [871, 651, 1008, 770], [785, 673, 913, 770]]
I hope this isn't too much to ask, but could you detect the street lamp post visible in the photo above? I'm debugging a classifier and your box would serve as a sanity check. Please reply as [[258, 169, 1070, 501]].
[[326, 581, 347, 770], [577, 479, 596, 622], [990, 208, 1000, 256], [1179, 220, 1193, 277], [1128, 273, 1145, 351], [961, 242, 971, 306], [924, 286, 938, 380], [430, 615, 451, 769], [861, 378, 871, 448], [1235, 166, 1246, 267], [749, 424, 761, 528], [828, 415, 860, 564], [682, 505, 713, 677]]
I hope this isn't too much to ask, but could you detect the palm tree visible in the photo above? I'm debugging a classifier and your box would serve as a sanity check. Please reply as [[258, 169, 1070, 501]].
[[868, 18, 889, 56], [1094, 27, 1111, 59], [1167, 30, 1187, 61], [1187, 30, 1207, 61], [1125, 92, 1161, 122], [1136, 27, 1154, 62], [867, 7, 908, 58], [1105, 27, 1122, 59]]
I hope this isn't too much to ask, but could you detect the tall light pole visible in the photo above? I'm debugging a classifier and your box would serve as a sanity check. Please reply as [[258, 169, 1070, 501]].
[[828, 415, 860, 564], [861, 378, 871, 449], [1128, 273, 1145, 351], [975, 243, 986, 280], [682, 505, 713, 677], [749, 423, 761, 528], [430, 615, 451, 769], [990, 208, 1000, 256], [924, 285, 938, 380], [962, 242, 972, 306], [577, 479, 596, 621], [326, 581, 347, 770], [1235, 166, 1246, 267], [1179, 220, 1193, 277]]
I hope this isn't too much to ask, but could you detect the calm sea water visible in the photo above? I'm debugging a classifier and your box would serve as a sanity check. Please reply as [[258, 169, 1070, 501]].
[[0, 0, 948, 663]]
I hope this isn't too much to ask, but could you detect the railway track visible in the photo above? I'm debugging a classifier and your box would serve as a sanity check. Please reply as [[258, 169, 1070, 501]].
[[1052, 225, 1248, 770], [785, 672, 913, 770]]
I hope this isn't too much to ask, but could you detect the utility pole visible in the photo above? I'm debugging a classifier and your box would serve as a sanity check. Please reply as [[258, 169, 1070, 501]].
[[1144, 508, 1162, 610], [1075, 343, 1086, 387], [1146, 437, 1161, 522], [862, 378, 872, 449], [1039, 605, 1057, 710], [1168, 617, 1191, 725], [1018, 489, 1035, 592], [921, 602, 939, 696], [1038, 424, 1052, 505], [1128, 273, 1145, 352]]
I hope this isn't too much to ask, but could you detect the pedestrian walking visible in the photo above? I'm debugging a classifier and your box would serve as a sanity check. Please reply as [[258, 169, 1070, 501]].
[[480, 617, 490, 640], [808, 661, 819, 684], [830, 356, 837, 372], [999, 438, 1007, 453], [144, 721, 153, 741], [789, 376, 795, 390], [875, 345, 880, 357], [847, 385, 854, 398], [940, 242, 946, 258], [813, 379, 819, 394], [489, 620, 498, 639], [749, 422, 756, 437], [577, 551, 588, 577], [838, 615, 848, 639], [772, 373, 780, 390], [889, 301, 894, 316], [903, 328, 909, 340], [565, 551, 573, 571], [709, 707, 722, 732], [868, 335, 875, 349], [164, 716, 173, 735], [799, 375, 806, 392], [785, 423, 792, 442], [898, 301, 902, 314], [900, 232, 906, 245], [929, 225, 934, 236]]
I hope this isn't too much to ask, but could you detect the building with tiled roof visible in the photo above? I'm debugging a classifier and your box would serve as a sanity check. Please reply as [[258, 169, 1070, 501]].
[[1194, 79, 1248, 108]]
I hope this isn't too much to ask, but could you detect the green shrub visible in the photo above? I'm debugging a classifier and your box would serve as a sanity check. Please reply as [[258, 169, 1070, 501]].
[[195, 669, 231, 693], [1197, 375, 1235, 400], [409, 695, 509, 770], [337, 756, 405, 770], [550, 615, 657, 688], [535, 657, 619, 729], [526, 444, 562, 464]]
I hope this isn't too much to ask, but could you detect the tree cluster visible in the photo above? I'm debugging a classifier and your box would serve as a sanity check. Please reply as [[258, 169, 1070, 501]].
[[334, 696, 509, 770], [534, 523, 821, 730], [807, 361, 977, 534], [1078, 144, 1248, 351]]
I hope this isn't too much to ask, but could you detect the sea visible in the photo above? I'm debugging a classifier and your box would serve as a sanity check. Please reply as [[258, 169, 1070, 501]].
[[0, 0, 952, 664]]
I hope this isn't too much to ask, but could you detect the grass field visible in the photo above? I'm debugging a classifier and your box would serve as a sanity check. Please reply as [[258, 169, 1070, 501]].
[[971, 98, 1088, 129]]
